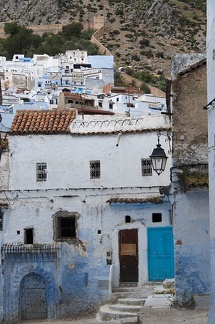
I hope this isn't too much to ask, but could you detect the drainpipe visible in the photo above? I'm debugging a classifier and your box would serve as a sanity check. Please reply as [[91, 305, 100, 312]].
[[116, 132, 122, 147]]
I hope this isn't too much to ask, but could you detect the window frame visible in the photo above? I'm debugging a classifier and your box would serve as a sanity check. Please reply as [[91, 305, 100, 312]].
[[53, 211, 80, 242]]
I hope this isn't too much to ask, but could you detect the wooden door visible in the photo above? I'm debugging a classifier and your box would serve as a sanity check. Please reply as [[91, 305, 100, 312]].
[[119, 229, 138, 282], [148, 227, 174, 281], [20, 272, 47, 320]]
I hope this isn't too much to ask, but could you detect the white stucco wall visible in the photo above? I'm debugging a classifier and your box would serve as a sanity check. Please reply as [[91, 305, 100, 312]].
[[8, 131, 171, 191], [0, 152, 9, 190], [5, 122, 172, 287], [207, 1, 215, 322]]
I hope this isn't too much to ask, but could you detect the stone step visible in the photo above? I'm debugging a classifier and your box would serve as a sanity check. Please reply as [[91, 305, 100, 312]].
[[113, 287, 143, 292], [110, 291, 149, 303], [119, 282, 138, 288], [110, 304, 142, 313], [99, 304, 138, 321], [118, 298, 146, 306], [121, 317, 138, 324]]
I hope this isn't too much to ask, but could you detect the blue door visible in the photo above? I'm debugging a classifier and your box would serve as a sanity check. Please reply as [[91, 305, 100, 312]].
[[148, 227, 174, 281]]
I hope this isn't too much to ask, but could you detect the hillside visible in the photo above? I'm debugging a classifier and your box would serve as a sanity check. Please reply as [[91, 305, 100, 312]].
[[0, 0, 206, 77]]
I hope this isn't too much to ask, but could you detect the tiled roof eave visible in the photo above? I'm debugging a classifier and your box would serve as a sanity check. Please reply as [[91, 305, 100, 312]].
[[70, 127, 171, 136], [9, 130, 71, 135], [107, 197, 164, 204]]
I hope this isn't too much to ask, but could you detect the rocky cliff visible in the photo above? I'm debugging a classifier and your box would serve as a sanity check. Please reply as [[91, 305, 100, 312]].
[[0, 0, 206, 76]]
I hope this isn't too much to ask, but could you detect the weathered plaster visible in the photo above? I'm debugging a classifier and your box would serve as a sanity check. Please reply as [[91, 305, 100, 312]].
[[172, 62, 207, 165], [173, 190, 210, 307], [171, 54, 209, 307]]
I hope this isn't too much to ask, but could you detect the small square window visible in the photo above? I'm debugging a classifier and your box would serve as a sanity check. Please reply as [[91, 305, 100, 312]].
[[57, 217, 76, 240], [152, 213, 162, 222], [141, 159, 152, 176], [36, 163, 47, 181], [90, 160, 100, 179]]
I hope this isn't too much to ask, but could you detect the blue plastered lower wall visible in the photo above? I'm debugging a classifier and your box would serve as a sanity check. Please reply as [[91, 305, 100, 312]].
[[173, 190, 210, 307], [1, 240, 110, 323]]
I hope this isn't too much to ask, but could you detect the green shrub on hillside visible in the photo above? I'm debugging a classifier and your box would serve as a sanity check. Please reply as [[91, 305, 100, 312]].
[[0, 22, 99, 59]]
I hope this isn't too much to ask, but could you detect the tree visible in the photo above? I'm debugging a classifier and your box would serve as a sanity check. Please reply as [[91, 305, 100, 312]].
[[3, 25, 37, 59], [61, 22, 83, 39], [4, 22, 21, 36]]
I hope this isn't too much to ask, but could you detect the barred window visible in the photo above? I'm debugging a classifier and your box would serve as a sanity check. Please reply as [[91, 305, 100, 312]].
[[36, 163, 47, 181], [90, 160, 100, 179], [57, 217, 76, 240], [141, 159, 152, 176]]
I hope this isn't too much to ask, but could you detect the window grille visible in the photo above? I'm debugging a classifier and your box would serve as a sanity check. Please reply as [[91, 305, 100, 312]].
[[141, 158, 152, 176], [36, 163, 47, 181], [90, 160, 100, 179], [57, 217, 76, 240]]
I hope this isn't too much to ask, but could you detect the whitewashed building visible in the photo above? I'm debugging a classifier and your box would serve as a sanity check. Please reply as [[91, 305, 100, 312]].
[[206, 1, 215, 322], [0, 109, 173, 322]]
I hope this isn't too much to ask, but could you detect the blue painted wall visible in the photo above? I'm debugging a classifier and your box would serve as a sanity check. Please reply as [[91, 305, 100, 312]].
[[173, 190, 210, 306], [1, 237, 110, 323]]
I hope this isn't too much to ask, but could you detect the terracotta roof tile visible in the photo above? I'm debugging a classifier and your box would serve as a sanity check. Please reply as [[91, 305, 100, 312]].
[[9, 110, 76, 135], [107, 197, 163, 204]]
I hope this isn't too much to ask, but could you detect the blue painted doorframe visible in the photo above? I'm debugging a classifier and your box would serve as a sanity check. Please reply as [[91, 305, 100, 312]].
[[147, 227, 174, 281]]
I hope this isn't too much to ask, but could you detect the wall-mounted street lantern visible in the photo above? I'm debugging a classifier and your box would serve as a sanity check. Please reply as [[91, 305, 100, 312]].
[[150, 131, 171, 176]]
